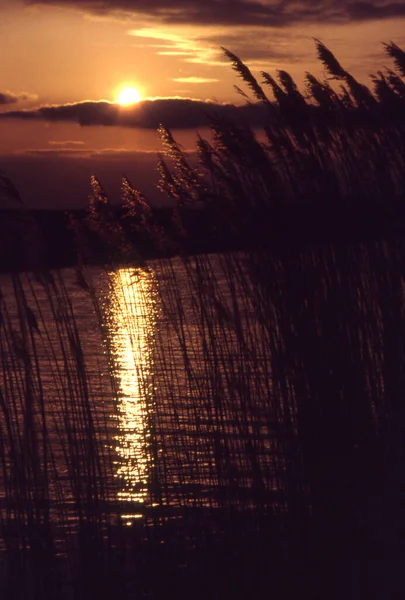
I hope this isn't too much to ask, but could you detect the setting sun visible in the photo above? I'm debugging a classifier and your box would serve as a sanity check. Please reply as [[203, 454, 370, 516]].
[[117, 87, 142, 106]]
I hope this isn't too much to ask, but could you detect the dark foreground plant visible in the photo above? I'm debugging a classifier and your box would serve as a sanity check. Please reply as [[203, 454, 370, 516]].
[[0, 40, 405, 600]]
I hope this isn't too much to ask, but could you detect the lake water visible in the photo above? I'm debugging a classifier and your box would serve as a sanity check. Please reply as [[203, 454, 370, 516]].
[[0, 243, 401, 599], [0, 254, 282, 541]]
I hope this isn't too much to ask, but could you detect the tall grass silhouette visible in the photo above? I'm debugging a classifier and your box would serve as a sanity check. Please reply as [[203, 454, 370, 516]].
[[0, 39, 405, 599]]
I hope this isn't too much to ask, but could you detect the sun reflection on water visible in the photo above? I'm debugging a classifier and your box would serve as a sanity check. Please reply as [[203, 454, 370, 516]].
[[107, 267, 159, 515]]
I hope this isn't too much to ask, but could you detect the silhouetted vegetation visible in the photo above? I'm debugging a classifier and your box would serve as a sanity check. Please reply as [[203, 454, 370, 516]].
[[0, 40, 405, 599]]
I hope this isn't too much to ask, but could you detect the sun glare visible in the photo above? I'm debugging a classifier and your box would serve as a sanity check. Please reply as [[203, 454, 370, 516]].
[[117, 87, 142, 106]]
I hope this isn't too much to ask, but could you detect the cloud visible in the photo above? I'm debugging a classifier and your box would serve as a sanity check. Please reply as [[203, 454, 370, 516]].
[[129, 27, 223, 67], [157, 51, 195, 56], [0, 91, 38, 106], [197, 30, 306, 65], [24, 1, 405, 27], [172, 77, 220, 83], [0, 97, 269, 129], [16, 147, 160, 158], [348, 1, 405, 20], [0, 92, 18, 106], [48, 140, 85, 147], [144, 27, 298, 69], [20, 148, 91, 157]]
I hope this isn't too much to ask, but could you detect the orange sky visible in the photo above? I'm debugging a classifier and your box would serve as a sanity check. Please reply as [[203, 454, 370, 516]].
[[1, 0, 404, 207]]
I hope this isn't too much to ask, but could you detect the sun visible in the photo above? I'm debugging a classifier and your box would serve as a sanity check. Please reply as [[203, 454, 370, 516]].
[[117, 87, 142, 106]]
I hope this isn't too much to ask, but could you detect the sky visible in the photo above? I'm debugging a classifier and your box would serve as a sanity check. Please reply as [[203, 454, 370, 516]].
[[1, 0, 404, 208]]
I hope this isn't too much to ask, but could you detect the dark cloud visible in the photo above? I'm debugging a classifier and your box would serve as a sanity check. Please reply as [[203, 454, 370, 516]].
[[348, 1, 405, 20], [0, 98, 270, 129], [25, 1, 405, 26], [0, 92, 19, 106], [198, 30, 305, 64], [0, 91, 38, 106]]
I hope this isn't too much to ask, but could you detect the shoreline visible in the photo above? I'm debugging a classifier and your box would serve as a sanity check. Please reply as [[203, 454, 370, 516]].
[[0, 201, 404, 272]]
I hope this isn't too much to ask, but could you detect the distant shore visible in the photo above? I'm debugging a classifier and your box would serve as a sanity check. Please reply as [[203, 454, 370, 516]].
[[1, 200, 405, 272]]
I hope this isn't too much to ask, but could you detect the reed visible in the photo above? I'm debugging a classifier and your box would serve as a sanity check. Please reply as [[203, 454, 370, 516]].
[[0, 39, 404, 598]]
